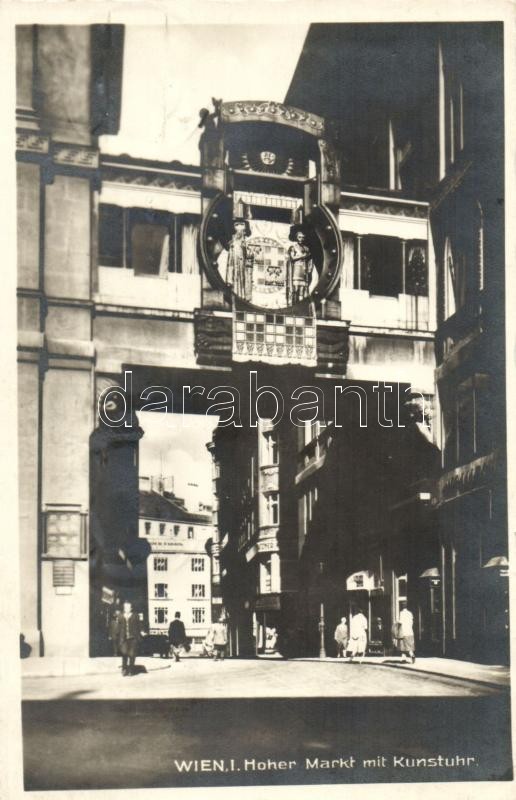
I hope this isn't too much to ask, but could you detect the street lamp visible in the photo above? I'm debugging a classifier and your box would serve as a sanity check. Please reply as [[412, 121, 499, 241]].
[[482, 555, 509, 576], [318, 561, 326, 658]]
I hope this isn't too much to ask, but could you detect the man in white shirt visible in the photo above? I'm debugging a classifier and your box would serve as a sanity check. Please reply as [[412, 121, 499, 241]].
[[348, 608, 368, 663], [398, 602, 416, 663]]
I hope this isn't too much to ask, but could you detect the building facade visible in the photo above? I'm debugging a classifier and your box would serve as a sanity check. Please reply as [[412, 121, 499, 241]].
[[287, 22, 507, 661], [139, 484, 213, 647], [16, 22, 506, 663]]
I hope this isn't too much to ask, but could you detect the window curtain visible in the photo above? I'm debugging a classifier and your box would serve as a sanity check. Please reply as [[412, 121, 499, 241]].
[[181, 222, 199, 275], [158, 234, 170, 278], [341, 234, 355, 290]]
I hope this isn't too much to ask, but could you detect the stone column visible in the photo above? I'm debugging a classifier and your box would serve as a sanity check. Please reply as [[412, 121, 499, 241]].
[[16, 26, 124, 657]]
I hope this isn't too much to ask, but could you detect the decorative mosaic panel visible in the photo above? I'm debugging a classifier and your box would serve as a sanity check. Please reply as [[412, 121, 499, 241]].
[[232, 311, 316, 366]]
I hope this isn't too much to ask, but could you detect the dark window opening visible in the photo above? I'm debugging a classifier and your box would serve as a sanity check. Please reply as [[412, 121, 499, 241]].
[[128, 208, 173, 276], [361, 235, 402, 297], [248, 205, 293, 224], [98, 204, 183, 274], [457, 377, 475, 465], [444, 373, 493, 469], [98, 203, 124, 267]]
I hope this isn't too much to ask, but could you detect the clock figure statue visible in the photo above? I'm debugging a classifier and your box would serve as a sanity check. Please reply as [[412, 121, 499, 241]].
[[286, 226, 313, 306], [226, 218, 254, 302]]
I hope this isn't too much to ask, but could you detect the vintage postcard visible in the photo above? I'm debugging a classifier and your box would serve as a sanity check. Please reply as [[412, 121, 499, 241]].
[[1, 1, 515, 798]]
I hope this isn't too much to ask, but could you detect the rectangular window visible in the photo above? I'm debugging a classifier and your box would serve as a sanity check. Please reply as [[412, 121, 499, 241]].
[[298, 495, 307, 540], [192, 584, 205, 598], [474, 374, 493, 457], [396, 573, 408, 619], [127, 208, 174, 276], [265, 493, 279, 525], [144, 521, 151, 536], [98, 204, 124, 267], [98, 205, 182, 274], [261, 558, 272, 593], [307, 485, 318, 523], [192, 607, 206, 624], [159, 523, 166, 536], [154, 583, 168, 599], [361, 235, 403, 297], [457, 377, 475, 464], [154, 607, 168, 624], [154, 557, 168, 571], [263, 430, 279, 465], [191, 557, 205, 572], [174, 525, 180, 536], [449, 96, 455, 165], [188, 527, 194, 539], [249, 454, 255, 494]]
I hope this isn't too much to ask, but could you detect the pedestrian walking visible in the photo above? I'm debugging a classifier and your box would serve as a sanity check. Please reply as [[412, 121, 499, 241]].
[[168, 611, 187, 662], [334, 617, 349, 658], [397, 602, 416, 663], [115, 601, 142, 676], [201, 627, 214, 658], [348, 607, 368, 663], [108, 609, 121, 657], [209, 615, 228, 661], [266, 626, 278, 653]]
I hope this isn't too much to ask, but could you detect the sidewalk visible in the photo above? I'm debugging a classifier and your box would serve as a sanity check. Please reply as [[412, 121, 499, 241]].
[[21, 654, 510, 688], [300, 655, 510, 688]]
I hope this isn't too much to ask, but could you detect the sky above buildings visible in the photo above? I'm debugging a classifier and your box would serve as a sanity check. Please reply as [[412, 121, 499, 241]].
[[100, 24, 308, 165], [138, 411, 218, 511]]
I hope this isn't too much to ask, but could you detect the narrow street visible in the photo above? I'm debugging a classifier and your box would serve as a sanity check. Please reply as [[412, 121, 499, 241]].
[[22, 657, 512, 790]]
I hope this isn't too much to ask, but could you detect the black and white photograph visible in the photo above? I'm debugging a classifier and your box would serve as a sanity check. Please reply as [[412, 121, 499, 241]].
[[3, 2, 515, 797]]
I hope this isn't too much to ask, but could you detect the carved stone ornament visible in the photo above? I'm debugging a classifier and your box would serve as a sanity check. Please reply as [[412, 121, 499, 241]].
[[16, 132, 49, 154], [53, 145, 99, 169], [221, 101, 325, 137], [341, 197, 428, 219]]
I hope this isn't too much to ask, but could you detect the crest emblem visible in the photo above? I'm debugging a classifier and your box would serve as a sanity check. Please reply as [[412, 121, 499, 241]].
[[260, 151, 277, 166]]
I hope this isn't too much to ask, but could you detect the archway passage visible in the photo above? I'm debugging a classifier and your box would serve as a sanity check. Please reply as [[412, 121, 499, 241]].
[[90, 364, 438, 658]]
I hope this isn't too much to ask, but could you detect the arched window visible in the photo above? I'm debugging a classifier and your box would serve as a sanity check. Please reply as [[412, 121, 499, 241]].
[[444, 237, 456, 320], [444, 237, 467, 319]]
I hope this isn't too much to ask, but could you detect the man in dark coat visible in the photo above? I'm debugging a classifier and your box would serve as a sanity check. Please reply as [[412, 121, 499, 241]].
[[108, 609, 122, 657], [115, 601, 141, 676], [168, 611, 187, 662]]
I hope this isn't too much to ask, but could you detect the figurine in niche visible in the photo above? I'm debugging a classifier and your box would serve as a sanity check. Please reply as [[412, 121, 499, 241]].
[[226, 218, 254, 302], [286, 225, 313, 305]]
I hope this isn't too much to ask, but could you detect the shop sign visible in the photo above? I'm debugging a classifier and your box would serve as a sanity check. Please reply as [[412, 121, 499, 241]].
[[257, 538, 278, 553], [254, 594, 281, 611], [346, 570, 376, 592], [102, 586, 115, 605]]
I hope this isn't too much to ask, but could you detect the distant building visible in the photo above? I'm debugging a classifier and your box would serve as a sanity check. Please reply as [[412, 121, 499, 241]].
[[139, 475, 175, 495], [210, 408, 438, 659], [139, 484, 214, 649]]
